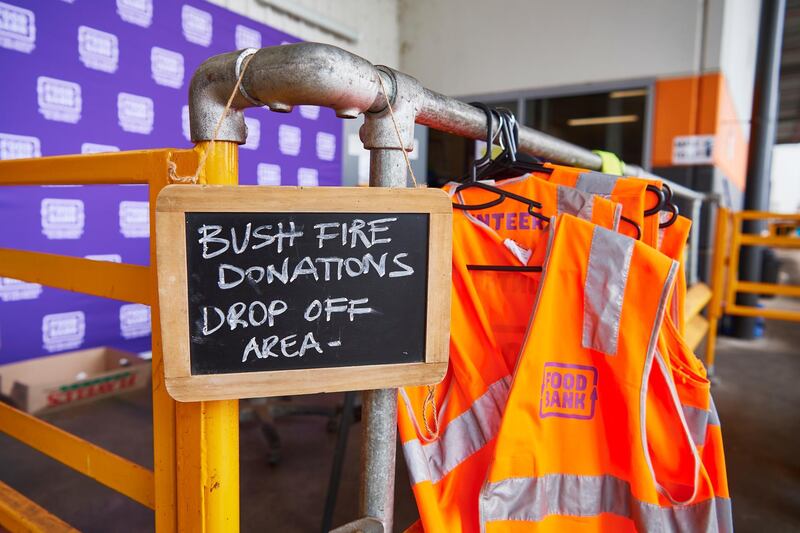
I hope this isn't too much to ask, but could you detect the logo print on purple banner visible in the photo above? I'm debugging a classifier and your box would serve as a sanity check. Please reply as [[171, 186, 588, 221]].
[[42, 311, 86, 352], [151, 47, 185, 88], [37, 77, 82, 124], [235, 24, 261, 50], [0, 1, 35, 53], [182, 5, 213, 47], [0, 132, 41, 159], [0, 277, 42, 302], [78, 26, 119, 73], [116, 0, 153, 28], [540, 362, 598, 420]]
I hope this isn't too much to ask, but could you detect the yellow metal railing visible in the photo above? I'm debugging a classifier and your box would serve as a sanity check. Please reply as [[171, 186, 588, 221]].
[[705, 209, 800, 369], [0, 479, 79, 533], [684, 282, 713, 352], [0, 143, 239, 532]]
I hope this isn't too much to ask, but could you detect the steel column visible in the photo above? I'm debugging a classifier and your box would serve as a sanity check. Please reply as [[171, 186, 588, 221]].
[[735, 0, 786, 338]]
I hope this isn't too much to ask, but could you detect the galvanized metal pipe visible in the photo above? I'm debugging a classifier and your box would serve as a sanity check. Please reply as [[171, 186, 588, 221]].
[[188, 43, 636, 176], [358, 389, 397, 532]]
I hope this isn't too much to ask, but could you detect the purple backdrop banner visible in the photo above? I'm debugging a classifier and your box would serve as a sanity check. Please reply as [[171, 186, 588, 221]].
[[0, 0, 343, 364]]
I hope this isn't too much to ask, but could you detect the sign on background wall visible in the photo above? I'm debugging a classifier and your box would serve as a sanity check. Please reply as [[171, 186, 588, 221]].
[[0, 0, 343, 364]]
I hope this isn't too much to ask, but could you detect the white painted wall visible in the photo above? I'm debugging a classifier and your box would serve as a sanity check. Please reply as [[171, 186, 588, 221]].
[[717, 0, 761, 130], [770, 143, 800, 213], [398, 0, 709, 96], [205, 0, 759, 115], [204, 0, 400, 67]]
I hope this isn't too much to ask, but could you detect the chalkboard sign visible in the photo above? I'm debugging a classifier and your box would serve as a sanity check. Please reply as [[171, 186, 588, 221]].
[[156, 185, 451, 401]]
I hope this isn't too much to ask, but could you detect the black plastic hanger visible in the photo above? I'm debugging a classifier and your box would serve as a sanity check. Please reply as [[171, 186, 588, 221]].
[[452, 104, 547, 273], [474, 108, 553, 180], [658, 184, 680, 228], [476, 107, 641, 239]]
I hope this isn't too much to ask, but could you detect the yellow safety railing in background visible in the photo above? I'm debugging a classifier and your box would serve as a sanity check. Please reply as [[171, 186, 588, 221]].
[[705, 208, 800, 370], [0, 143, 239, 532]]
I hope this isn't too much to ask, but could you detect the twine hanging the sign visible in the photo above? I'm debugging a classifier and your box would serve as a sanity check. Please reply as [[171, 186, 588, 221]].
[[375, 74, 419, 188], [169, 53, 256, 184], [375, 74, 441, 440]]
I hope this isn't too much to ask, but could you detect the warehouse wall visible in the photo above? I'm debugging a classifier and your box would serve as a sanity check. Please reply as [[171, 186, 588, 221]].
[[204, 0, 400, 67], [398, 0, 710, 96]]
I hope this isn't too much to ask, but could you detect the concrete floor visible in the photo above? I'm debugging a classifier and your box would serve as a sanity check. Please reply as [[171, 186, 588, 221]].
[[1, 306, 799, 532]]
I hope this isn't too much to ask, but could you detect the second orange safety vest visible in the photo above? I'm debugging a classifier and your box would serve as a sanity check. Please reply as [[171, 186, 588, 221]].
[[480, 214, 728, 531]]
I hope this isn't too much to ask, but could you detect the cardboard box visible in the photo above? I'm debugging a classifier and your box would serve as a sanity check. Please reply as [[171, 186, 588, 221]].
[[0, 347, 151, 414]]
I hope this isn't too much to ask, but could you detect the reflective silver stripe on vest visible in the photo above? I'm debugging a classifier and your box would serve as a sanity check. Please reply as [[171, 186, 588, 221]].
[[480, 474, 732, 533], [716, 497, 734, 533], [709, 396, 721, 426], [402, 376, 510, 485], [681, 404, 710, 446], [557, 186, 594, 221], [582, 226, 634, 355], [576, 171, 618, 196]]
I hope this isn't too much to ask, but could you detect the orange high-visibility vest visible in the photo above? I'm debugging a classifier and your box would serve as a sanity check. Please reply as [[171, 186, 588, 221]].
[[481, 214, 727, 532], [659, 215, 692, 334], [536, 163, 647, 240], [656, 215, 732, 521], [398, 179, 623, 533]]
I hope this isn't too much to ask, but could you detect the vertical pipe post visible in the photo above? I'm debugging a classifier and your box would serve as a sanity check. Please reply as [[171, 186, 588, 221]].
[[176, 141, 241, 533], [357, 67, 422, 532], [734, 0, 786, 338]]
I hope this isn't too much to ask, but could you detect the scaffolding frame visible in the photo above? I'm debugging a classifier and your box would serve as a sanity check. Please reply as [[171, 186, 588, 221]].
[[0, 42, 719, 532]]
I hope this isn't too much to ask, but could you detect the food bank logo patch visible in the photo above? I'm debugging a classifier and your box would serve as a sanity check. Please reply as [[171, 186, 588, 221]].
[[540, 362, 597, 420]]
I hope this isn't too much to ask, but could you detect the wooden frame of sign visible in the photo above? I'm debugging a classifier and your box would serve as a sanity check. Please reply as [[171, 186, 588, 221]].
[[156, 185, 451, 402]]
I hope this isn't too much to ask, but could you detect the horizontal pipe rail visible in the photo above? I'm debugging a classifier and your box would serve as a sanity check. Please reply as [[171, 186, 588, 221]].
[[0, 479, 78, 533], [0, 148, 198, 186], [738, 235, 800, 248], [0, 249, 151, 305], [187, 42, 717, 196], [734, 281, 800, 297], [725, 305, 800, 321], [0, 402, 155, 509], [737, 211, 800, 221]]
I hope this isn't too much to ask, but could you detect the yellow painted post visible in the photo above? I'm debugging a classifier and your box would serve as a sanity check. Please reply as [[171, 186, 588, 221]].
[[705, 207, 729, 371], [150, 153, 178, 533], [725, 212, 743, 309], [175, 141, 240, 533]]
